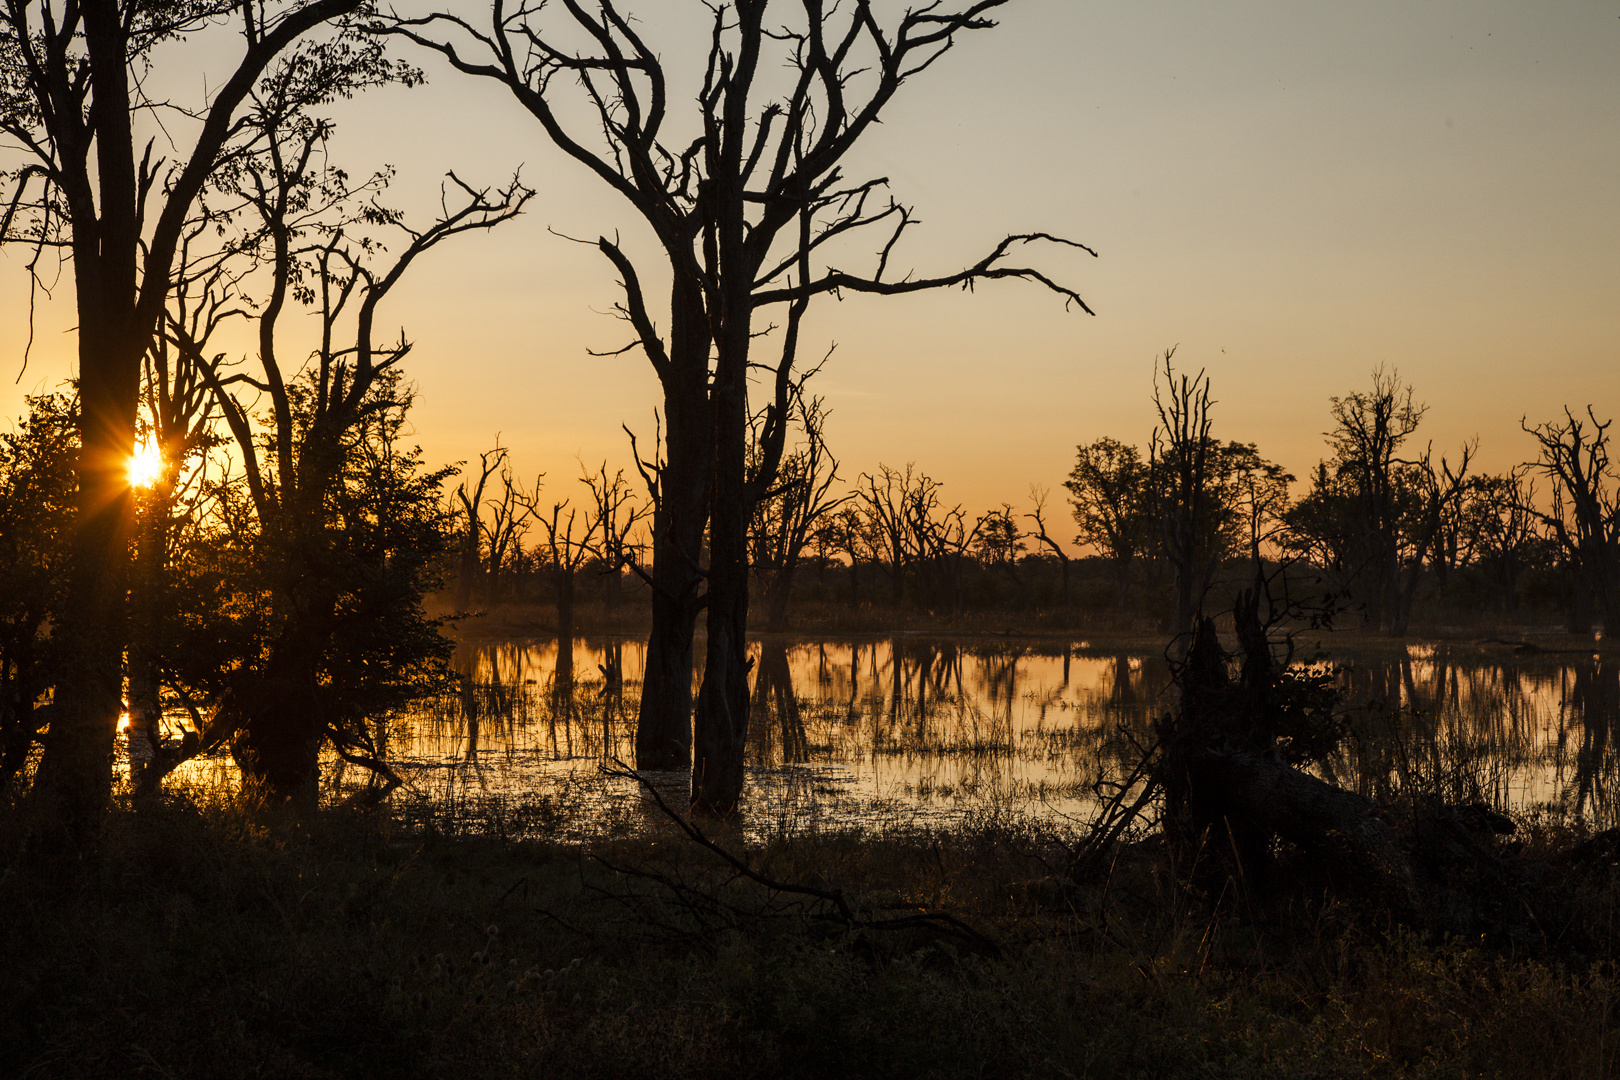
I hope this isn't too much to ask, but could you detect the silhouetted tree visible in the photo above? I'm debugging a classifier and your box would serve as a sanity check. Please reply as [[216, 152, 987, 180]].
[[973, 504, 1025, 600], [579, 462, 647, 612], [1285, 369, 1469, 635], [451, 441, 509, 611], [827, 505, 869, 608], [1065, 437, 1149, 612], [1470, 471, 1541, 611], [0, 394, 75, 792], [391, 0, 1091, 814], [750, 391, 848, 631], [1523, 407, 1620, 632], [1146, 351, 1218, 637], [478, 458, 543, 605], [907, 478, 978, 614], [1387, 442, 1473, 635], [857, 464, 922, 608], [1319, 367, 1425, 631], [536, 497, 599, 689], [1228, 445, 1295, 569], [1025, 485, 1072, 606], [173, 102, 528, 800], [1, 0, 379, 835]]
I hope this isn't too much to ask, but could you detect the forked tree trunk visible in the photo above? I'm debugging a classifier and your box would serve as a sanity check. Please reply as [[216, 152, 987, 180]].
[[22, 0, 365, 839]]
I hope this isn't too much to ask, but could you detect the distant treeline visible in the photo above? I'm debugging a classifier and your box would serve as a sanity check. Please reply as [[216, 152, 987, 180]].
[[441, 358, 1612, 636]]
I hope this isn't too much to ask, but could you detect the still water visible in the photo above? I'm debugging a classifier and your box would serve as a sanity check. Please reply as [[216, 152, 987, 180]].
[[166, 635, 1620, 835]]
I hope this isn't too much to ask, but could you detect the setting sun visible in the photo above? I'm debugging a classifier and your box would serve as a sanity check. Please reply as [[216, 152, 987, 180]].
[[127, 436, 162, 489]]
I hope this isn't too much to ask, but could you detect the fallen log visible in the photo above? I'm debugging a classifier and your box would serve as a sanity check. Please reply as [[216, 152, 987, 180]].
[[1185, 749, 1426, 917]]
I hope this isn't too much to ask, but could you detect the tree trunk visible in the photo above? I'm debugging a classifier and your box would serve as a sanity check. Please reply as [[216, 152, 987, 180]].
[[234, 484, 342, 805], [1570, 566, 1594, 634], [692, 314, 752, 815], [555, 571, 575, 691], [27, 0, 144, 840], [233, 622, 328, 807], [127, 484, 168, 795], [30, 314, 139, 839], [1184, 749, 1427, 916], [634, 326, 710, 772], [453, 525, 479, 612], [763, 563, 796, 633]]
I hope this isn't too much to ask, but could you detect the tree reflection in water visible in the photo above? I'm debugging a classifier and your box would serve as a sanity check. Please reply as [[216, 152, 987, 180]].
[[161, 636, 1620, 834]]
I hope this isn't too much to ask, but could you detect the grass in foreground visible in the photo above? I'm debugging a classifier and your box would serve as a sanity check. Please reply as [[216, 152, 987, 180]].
[[3, 789, 1618, 1079]]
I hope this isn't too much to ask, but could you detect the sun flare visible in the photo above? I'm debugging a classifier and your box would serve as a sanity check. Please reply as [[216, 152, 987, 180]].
[[127, 437, 163, 489]]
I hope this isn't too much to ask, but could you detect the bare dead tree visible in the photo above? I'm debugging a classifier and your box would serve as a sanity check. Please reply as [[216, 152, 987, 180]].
[[827, 505, 868, 608], [1387, 442, 1474, 636], [1321, 367, 1427, 633], [580, 461, 649, 612], [905, 476, 979, 615], [1024, 485, 1072, 607], [534, 499, 600, 690], [1150, 350, 1217, 639], [1523, 407, 1620, 633], [856, 464, 924, 607], [452, 441, 509, 611], [750, 390, 850, 631], [1476, 470, 1540, 612], [387, 0, 1093, 814], [480, 459, 543, 604]]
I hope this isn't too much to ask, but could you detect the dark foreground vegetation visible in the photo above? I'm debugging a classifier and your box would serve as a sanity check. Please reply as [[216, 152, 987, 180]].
[[7, 783, 1620, 1080]]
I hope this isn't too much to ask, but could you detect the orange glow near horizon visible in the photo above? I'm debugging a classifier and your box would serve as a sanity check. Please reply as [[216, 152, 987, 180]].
[[127, 437, 162, 489]]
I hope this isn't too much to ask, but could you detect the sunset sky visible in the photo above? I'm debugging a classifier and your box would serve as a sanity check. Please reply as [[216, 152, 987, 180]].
[[3, 0, 1616, 548]]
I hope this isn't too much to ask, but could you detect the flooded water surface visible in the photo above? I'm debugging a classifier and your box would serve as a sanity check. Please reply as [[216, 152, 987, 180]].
[[167, 634, 1620, 835]]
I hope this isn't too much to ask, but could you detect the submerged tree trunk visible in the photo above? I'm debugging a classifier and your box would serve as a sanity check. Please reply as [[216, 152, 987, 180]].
[[692, 284, 753, 815], [634, 333, 710, 772]]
